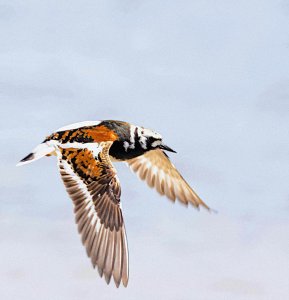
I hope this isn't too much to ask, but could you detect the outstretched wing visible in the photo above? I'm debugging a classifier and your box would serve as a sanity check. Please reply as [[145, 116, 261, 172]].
[[127, 149, 210, 210], [57, 142, 128, 287]]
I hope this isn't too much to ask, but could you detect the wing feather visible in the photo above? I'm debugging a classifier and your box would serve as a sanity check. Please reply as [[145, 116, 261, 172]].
[[127, 149, 210, 210], [57, 144, 129, 287]]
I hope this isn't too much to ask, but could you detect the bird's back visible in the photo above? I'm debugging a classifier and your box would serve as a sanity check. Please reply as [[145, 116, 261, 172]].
[[45, 120, 130, 145]]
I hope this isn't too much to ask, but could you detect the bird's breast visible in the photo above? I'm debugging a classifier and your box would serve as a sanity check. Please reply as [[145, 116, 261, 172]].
[[109, 140, 146, 161]]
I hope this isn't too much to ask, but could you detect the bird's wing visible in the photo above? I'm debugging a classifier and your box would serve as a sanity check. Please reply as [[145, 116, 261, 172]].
[[56, 142, 128, 287], [127, 149, 210, 210]]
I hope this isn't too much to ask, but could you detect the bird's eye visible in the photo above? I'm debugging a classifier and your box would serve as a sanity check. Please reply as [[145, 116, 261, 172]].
[[141, 130, 144, 134]]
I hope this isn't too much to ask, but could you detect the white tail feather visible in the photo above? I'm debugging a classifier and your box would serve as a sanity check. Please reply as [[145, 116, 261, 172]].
[[16, 142, 55, 166]]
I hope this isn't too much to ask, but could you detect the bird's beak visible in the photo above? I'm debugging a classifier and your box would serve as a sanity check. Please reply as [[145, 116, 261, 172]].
[[159, 144, 177, 153]]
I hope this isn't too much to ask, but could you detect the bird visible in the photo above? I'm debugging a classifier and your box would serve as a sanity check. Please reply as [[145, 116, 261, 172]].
[[17, 120, 210, 287]]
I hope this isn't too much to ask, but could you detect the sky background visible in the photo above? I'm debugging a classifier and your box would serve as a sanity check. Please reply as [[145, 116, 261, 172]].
[[1, 0, 289, 299]]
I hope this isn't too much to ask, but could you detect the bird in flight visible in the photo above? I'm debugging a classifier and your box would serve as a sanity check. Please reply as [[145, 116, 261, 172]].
[[17, 120, 210, 287]]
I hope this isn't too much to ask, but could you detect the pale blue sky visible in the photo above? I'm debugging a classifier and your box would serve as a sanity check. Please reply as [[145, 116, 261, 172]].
[[1, 1, 289, 299]]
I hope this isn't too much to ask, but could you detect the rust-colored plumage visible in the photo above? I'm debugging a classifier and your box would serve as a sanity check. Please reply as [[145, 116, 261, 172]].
[[17, 120, 211, 288]]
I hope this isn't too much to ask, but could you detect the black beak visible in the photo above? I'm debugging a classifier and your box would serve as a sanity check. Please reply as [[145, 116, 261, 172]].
[[159, 144, 177, 153]]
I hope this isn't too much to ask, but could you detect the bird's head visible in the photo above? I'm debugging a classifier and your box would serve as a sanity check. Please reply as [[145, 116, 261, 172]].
[[138, 127, 176, 153]]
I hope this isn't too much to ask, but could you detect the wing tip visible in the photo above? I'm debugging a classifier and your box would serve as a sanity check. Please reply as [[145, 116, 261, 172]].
[[192, 199, 217, 214], [104, 273, 112, 285], [122, 277, 129, 287], [206, 207, 218, 214], [112, 277, 128, 288], [16, 153, 35, 166]]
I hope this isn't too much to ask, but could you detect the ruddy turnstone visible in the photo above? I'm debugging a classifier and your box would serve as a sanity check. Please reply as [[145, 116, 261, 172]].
[[17, 120, 210, 287]]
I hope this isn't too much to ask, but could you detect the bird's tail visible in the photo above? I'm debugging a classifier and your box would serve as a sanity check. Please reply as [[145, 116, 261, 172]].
[[16, 142, 56, 166]]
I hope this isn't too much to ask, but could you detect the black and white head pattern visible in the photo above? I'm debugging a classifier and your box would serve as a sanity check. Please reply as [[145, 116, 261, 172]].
[[123, 125, 162, 153]]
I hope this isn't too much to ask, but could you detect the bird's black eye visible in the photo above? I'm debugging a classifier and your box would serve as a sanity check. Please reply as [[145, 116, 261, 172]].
[[141, 130, 144, 134]]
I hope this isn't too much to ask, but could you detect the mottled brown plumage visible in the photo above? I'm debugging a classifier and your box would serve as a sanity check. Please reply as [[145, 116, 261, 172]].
[[58, 142, 128, 287], [17, 120, 210, 288]]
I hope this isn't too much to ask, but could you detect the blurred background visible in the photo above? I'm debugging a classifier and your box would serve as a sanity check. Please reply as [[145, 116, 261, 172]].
[[1, 1, 289, 299]]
